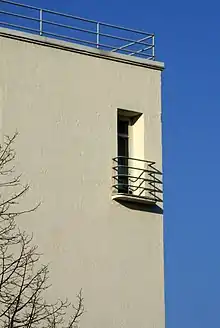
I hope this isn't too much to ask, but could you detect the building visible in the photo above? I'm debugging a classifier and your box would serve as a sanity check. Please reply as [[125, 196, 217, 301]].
[[0, 1, 165, 327]]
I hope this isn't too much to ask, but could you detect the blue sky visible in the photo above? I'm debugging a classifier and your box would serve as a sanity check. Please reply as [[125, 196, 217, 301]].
[[2, 0, 220, 327]]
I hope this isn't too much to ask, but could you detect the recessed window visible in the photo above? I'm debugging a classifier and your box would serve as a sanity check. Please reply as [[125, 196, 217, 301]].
[[117, 116, 130, 193], [113, 108, 144, 197], [113, 109, 161, 205]]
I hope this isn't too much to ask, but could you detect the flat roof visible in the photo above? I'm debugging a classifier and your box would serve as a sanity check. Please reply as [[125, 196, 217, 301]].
[[0, 27, 164, 71]]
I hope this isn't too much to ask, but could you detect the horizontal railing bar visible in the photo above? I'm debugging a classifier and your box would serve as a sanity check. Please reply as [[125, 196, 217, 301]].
[[99, 44, 152, 55], [0, 26, 152, 57], [0, 13, 154, 50], [0, 21, 150, 56], [0, 0, 154, 36], [42, 8, 97, 25], [43, 30, 98, 46], [0, 10, 40, 22], [112, 184, 156, 192], [1, 0, 40, 11], [148, 185, 162, 193], [99, 21, 153, 36], [129, 45, 153, 56], [0, 21, 39, 33], [112, 167, 158, 174], [0, 0, 98, 24], [112, 48, 153, 57], [113, 174, 154, 181], [42, 32, 153, 57], [116, 45, 154, 56], [111, 36, 151, 52], [112, 175, 162, 183], [144, 55, 154, 60], [129, 45, 153, 55], [43, 19, 97, 35], [46, 22, 152, 47], [96, 44, 152, 55], [96, 32, 153, 47], [113, 187, 156, 195], [113, 156, 156, 164]]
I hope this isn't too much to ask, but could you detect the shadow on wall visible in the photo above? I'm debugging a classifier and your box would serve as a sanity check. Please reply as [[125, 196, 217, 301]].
[[115, 199, 163, 214]]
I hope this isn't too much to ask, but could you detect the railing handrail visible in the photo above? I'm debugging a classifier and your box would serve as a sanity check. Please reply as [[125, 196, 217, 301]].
[[1, 0, 154, 35], [112, 183, 156, 193], [112, 156, 162, 202], [0, 0, 155, 59], [113, 156, 156, 164]]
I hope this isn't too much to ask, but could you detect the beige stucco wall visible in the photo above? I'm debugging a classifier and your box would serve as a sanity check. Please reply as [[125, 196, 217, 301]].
[[0, 30, 165, 328]]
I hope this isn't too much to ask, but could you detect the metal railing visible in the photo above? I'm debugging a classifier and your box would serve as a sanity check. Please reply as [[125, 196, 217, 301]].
[[0, 0, 155, 60], [112, 156, 162, 203]]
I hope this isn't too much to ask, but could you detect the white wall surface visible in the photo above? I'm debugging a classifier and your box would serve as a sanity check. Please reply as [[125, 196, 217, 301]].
[[0, 31, 165, 328]]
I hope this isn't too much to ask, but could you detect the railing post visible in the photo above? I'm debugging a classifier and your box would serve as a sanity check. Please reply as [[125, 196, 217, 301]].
[[152, 34, 155, 59], [153, 171, 156, 201], [39, 9, 43, 36], [96, 22, 100, 48]]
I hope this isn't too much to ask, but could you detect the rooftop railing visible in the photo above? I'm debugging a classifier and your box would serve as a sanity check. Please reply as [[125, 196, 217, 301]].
[[0, 0, 155, 60]]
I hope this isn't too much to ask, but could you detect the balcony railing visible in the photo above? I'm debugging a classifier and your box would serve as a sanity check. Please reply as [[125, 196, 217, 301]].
[[112, 156, 162, 204], [0, 0, 155, 60]]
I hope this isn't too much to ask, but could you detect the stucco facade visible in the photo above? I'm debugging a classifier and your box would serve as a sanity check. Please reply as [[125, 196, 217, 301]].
[[0, 28, 165, 328]]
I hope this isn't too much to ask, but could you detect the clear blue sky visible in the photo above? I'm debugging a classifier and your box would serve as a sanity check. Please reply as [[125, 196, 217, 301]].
[[3, 0, 220, 327]]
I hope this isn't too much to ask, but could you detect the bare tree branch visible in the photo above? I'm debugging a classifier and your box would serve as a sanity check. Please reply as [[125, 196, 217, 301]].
[[0, 133, 84, 328]]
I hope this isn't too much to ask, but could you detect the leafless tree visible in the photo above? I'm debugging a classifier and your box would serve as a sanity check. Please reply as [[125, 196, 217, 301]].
[[0, 133, 84, 328]]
